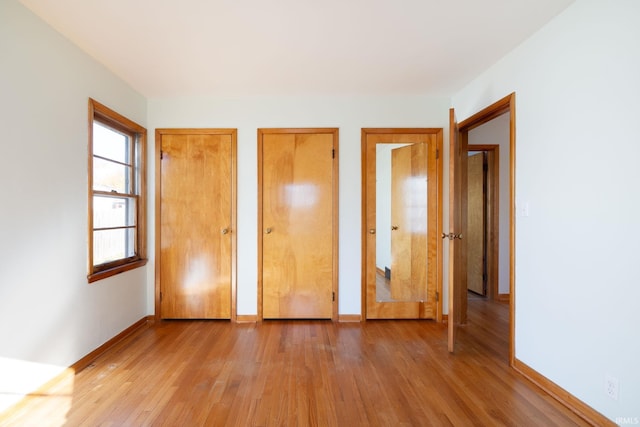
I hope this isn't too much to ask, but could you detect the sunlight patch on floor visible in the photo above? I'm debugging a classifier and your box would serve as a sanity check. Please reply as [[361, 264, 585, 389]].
[[0, 357, 74, 425]]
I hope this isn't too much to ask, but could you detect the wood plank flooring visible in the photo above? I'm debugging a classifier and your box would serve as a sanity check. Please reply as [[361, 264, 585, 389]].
[[1, 298, 590, 426]]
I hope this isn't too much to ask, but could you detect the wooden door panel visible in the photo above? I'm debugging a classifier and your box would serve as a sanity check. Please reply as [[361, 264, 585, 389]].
[[363, 130, 441, 319], [467, 152, 485, 295], [448, 109, 467, 352], [261, 131, 335, 319], [160, 133, 232, 319]]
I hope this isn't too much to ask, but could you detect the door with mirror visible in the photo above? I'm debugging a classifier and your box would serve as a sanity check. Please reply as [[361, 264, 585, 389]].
[[362, 129, 443, 319]]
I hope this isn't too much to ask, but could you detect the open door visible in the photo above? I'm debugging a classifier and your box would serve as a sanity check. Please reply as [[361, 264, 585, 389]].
[[448, 109, 467, 352]]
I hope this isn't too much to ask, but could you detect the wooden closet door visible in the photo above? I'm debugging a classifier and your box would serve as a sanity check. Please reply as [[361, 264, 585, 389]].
[[259, 129, 337, 319], [362, 129, 442, 320], [159, 130, 235, 319]]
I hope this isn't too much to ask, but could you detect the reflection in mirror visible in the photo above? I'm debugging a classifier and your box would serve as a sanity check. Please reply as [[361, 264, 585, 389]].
[[375, 142, 428, 302]]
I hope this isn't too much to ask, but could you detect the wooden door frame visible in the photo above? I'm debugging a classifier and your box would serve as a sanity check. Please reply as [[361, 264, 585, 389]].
[[458, 93, 515, 365], [257, 128, 339, 321], [467, 145, 499, 301], [361, 128, 444, 321], [154, 128, 238, 322]]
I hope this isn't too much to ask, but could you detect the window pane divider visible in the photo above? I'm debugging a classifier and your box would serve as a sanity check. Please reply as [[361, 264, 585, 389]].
[[94, 225, 137, 232], [93, 190, 138, 198], [94, 154, 133, 168]]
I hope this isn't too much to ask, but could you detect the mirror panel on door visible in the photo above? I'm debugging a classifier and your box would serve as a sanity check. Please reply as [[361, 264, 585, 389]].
[[363, 129, 442, 320]]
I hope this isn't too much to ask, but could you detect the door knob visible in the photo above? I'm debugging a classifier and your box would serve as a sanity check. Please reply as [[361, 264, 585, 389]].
[[391, 225, 399, 230], [221, 228, 230, 235], [265, 227, 273, 234], [369, 229, 376, 234], [442, 232, 463, 240]]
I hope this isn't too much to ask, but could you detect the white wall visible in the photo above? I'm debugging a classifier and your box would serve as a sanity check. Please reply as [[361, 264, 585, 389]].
[[0, 0, 148, 389], [147, 96, 449, 316], [453, 0, 640, 421], [468, 114, 510, 295]]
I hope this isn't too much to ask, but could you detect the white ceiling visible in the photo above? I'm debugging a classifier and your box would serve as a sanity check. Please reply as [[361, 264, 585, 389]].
[[20, 0, 574, 98]]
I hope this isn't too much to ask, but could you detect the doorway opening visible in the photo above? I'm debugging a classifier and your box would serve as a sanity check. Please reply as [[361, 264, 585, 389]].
[[448, 93, 515, 364]]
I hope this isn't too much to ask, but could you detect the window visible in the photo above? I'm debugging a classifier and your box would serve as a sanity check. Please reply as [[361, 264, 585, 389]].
[[88, 99, 147, 282]]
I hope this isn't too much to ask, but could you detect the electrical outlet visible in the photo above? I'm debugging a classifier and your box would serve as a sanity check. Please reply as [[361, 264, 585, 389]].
[[605, 375, 619, 400]]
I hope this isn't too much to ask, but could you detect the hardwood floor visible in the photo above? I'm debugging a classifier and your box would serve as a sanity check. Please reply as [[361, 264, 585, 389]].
[[1, 298, 590, 426]]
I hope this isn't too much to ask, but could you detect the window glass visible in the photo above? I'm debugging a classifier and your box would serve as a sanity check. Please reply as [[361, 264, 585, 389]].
[[93, 228, 136, 265], [93, 196, 136, 229], [93, 157, 131, 193], [93, 122, 129, 163]]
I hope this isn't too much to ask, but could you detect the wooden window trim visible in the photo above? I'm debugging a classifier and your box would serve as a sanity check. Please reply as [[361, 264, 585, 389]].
[[88, 99, 147, 283]]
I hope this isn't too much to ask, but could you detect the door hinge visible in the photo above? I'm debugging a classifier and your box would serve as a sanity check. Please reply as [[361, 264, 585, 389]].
[[160, 150, 164, 160], [332, 291, 335, 302], [435, 291, 439, 302], [159, 291, 163, 302], [332, 148, 335, 159], [436, 149, 440, 159]]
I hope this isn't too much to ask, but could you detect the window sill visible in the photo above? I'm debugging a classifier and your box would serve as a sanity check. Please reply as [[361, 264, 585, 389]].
[[88, 259, 148, 283]]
